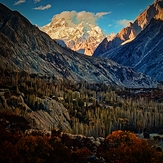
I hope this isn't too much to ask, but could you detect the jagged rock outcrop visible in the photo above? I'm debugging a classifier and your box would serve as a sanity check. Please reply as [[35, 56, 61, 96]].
[[93, 0, 163, 57], [29, 97, 71, 131]]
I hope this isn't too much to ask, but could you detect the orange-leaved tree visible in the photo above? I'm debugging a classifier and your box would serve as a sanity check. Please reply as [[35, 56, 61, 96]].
[[97, 130, 163, 163]]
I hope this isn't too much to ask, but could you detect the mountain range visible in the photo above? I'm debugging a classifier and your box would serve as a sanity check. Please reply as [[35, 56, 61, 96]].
[[0, 3, 156, 88], [93, 0, 163, 81]]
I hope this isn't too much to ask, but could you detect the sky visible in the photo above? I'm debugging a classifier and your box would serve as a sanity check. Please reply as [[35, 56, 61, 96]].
[[0, 0, 154, 35]]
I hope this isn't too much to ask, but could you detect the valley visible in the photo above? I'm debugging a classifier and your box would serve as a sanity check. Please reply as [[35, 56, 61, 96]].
[[0, 0, 163, 162], [1, 68, 163, 162], [1, 69, 163, 136]]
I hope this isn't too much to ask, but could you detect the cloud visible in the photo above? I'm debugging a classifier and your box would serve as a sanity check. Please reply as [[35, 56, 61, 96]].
[[34, 0, 40, 3], [33, 4, 51, 10], [96, 12, 111, 17], [14, 0, 26, 5], [76, 11, 110, 24], [53, 11, 111, 26], [116, 19, 133, 27]]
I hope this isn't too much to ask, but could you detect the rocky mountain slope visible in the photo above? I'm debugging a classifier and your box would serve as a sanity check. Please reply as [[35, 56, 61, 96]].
[[93, 0, 163, 57], [0, 91, 71, 131], [0, 3, 157, 88], [40, 14, 106, 56], [100, 18, 163, 81]]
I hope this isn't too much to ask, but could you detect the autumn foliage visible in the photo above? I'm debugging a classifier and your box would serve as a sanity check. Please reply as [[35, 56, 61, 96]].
[[97, 130, 163, 163], [0, 112, 163, 163], [0, 121, 93, 163]]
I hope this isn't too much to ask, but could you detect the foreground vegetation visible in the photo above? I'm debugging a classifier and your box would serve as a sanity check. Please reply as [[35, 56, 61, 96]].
[[0, 114, 163, 163]]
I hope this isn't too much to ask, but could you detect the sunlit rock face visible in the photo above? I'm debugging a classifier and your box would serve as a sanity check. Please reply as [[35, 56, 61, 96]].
[[93, 0, 163, 57], [154, 0, 163, 20]]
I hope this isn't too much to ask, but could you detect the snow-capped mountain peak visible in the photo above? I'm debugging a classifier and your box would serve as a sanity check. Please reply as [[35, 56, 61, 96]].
[[40, 12, 105, 56]]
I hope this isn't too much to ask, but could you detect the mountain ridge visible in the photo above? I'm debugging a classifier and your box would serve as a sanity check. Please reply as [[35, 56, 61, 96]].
[[93, 0, 163, 57], [92, 0, 163, 81], [0, 3, 157, 88], [94, 18, 163, 82]]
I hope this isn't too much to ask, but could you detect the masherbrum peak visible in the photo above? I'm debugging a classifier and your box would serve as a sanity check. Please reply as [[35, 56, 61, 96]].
[[40, 13, 105, 56]]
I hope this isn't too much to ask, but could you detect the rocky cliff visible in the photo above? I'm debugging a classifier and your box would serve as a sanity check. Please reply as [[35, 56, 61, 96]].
[[101, 18, 163, 81], [0, 91, 71, 131], [93, 0, 163, 57]]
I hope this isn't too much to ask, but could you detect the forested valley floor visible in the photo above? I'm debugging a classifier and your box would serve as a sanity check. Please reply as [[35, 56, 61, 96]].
[[0, 68, 163, 162]]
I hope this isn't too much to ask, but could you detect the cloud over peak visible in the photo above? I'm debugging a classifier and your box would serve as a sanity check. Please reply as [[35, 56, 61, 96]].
[[33, 4, 51, 10], [53, 11, 111, 26]]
